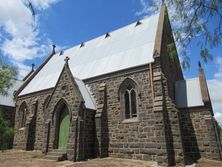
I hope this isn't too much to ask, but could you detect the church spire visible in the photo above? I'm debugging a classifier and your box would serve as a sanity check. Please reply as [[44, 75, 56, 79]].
[[198, 61, 211, 105]]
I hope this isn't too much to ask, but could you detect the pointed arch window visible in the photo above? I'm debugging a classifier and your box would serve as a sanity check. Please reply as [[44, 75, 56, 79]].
[[124, 85, 137, 118], [119, 78, 138, 120], [19, 102, 27, 127]]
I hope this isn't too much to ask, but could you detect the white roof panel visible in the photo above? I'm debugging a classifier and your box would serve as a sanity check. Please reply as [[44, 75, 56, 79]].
[[19, 13, 159, 96], [0, 80, 23, 107], [175, 78, 204, 108], [74, 78, 96, 110]]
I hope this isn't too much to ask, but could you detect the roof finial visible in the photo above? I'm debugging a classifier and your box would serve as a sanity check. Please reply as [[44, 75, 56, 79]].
[[52, 44, 56, 54], [162, 0, 165, 4], [31, 63, 35, 72], [198, 61, 202, 68], [64, 56, 70, 64]]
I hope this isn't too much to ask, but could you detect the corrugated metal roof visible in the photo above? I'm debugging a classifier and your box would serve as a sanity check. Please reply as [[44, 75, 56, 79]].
[[0, 80, 23, 107], [19, 13, 159, 96], [175, 78, 204, 108], [74, 78, 96, 110]]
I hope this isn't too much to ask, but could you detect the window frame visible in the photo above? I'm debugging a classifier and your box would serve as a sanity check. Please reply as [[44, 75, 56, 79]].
[[19, 102, 27, 128], [119, 78, 139, 122], [124, 86, 137, 119]]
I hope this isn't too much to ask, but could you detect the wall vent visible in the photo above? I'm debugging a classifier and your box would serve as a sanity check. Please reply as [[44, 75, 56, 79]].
[[135, 21, 142, 27]]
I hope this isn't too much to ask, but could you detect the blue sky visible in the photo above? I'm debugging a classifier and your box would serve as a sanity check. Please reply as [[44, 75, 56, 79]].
[[0, 0, 222, 124]]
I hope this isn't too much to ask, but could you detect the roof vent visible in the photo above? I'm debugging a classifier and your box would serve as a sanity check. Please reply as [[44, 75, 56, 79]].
[[80, 42, 84, 48], [59, 50, 64, 56], [135, 21, 142, 27], [105, 33, 110, 38]]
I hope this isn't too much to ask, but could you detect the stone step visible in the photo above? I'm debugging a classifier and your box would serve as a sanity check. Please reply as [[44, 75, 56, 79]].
[[50, 149, 67, 153], [47, 152, 66, 156], [45, 149, 67, 161], [45, 155, 60, 161]]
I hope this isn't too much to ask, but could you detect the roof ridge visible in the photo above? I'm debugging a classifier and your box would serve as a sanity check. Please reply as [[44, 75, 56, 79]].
[[59, 13, 160, 53], [19, 12, 160, 96]]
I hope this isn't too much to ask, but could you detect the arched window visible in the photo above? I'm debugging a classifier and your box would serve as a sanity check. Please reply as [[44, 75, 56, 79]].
[[19, 102, 27, 127], [119, 78, 138, 120]]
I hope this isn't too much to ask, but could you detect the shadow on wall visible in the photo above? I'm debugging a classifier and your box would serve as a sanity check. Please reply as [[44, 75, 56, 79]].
[[101, 95, 109, 157], [26, 102, 38, 151], [94, 92, 109, 158], [177, 81, 201, 164], [179, 110, 201, 165], [163, 105, 176, 166]]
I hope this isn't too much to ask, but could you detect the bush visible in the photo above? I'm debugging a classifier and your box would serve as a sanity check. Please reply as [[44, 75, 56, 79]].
[[0, 111, 14, 151]]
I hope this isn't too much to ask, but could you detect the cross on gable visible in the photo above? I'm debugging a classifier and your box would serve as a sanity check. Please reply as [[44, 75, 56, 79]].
[[64, 56, 70, 64]]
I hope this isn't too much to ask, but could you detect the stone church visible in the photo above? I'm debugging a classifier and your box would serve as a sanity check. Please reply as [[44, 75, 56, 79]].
[[12, 4, 222, 166]]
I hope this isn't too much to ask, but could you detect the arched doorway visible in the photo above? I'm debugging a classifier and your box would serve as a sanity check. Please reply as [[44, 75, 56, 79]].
[[57, 105, 70, 150]]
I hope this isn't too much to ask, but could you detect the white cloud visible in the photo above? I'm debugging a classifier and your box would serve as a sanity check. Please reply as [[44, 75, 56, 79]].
[[208, 79, 222, 111], [214, 57, 222, 78], [215, 112, 222, 126], [207, 57, 222, 126], [29, 0, 60, 10], [135, 0, 160, 16], [215, 73, 222, 78], [15, 62, 31, 78], [0, 0, 60, 78]]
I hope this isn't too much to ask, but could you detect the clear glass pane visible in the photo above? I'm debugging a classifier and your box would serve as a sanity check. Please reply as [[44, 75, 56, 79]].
[[127, 84, 133, 90], [124, 91, 130, 119], [22, 107, 27, 127], [131, 90, 137, 117]]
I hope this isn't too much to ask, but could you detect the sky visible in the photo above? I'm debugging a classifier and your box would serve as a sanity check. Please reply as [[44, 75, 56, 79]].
[[0, 0, 222, 125]]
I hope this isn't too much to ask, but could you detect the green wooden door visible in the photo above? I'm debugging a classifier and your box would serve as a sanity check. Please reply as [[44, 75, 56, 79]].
[[58, 109, 70, 150]]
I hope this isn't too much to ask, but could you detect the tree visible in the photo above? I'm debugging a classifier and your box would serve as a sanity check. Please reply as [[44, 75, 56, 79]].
[[148, 0, 222, 68], [0, 58, 17, 95], [0, 57, 17, 151], [215, 120, 222, 142], [0, 56, 17, 151], [0, 111, 14, 151]]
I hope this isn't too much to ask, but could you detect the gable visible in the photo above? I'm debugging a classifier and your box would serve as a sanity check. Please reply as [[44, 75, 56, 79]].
[[47, 63, 96, 110], [19, 13, 159, 96]]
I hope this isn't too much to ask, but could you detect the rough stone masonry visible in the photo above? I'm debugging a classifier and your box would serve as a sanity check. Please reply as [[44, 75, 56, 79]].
[[12, 4, 222, 166]]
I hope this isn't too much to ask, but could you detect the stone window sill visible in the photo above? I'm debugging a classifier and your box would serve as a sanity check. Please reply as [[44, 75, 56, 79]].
[[121, 118, 139, 124]]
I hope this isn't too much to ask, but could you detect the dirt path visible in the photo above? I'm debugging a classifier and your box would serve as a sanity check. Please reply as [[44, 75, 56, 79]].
[[195, 158, 222, 167], [0, 150, 71, 167], [0, 150, 155, 167], [68, 157, 156, 167], [0, 150, 222, 167]]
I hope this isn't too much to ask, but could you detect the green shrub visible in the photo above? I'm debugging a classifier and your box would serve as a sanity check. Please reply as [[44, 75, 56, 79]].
[[0, 111, 14, 151]]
